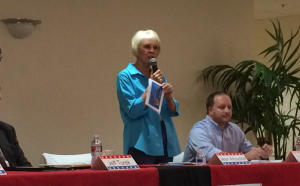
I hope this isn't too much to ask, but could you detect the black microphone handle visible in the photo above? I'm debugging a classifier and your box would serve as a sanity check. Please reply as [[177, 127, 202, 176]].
[[152, 65, 158, 73]]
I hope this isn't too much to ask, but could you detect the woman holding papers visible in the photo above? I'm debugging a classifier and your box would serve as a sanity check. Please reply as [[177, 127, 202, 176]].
[[116, 30, 181, 164]]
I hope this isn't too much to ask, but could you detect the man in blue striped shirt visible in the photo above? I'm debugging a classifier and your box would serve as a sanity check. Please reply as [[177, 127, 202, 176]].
[[183, 92, 272, 162]]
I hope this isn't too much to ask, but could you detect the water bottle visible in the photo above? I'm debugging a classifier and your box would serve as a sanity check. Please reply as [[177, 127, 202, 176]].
[[91, 135, 102, 164], [196, 149, 206, 166], [296, 136, 300, 151]]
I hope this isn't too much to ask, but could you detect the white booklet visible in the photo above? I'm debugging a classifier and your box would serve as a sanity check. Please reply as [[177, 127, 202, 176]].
[[145, 79, 164, 113]]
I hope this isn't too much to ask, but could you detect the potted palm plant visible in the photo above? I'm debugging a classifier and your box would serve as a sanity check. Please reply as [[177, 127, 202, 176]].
[[198, 20, 300, 160]]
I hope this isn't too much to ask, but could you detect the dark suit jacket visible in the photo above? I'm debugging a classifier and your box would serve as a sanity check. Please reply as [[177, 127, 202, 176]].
[[0, 121, 32, 167]]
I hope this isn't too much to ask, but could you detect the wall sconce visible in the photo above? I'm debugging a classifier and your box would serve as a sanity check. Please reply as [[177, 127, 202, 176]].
[[1, 18, 42, 39]]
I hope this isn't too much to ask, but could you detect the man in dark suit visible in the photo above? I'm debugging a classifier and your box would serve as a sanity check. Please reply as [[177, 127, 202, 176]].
[[0, 74, 32, 167], [0, 121, 32, 167]]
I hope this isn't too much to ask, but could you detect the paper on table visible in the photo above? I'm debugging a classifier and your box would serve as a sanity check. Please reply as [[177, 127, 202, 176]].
[[39, 164, 91, 168], [219, 184, 262, 186], [250, 160, 282, 163], [161, 162, 196, 166], [145, 79, 164, 113]]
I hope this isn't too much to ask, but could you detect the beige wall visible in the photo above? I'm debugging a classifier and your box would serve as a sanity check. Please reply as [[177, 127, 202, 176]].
[[254, 16, 300, 157], [0, 0, 255, 166]]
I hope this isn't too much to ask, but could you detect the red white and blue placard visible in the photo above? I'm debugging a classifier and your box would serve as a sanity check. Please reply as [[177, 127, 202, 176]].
[[91, 155, 139, 170], [286, 151, 300, 162], [208, 152, 249, 165], [0, 164, 6, 175]]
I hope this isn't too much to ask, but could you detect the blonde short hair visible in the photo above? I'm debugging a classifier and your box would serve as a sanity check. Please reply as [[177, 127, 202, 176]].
[[131, 30, 161, 56]]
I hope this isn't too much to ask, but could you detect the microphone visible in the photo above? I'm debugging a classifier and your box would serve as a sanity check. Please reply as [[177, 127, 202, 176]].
[[150, 58, 158, 73]]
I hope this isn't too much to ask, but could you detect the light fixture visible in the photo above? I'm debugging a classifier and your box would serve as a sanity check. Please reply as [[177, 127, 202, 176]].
[[1, 18, 42, 39]]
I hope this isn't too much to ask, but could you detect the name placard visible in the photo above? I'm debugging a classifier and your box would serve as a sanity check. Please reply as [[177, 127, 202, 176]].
[[91, 155, 139, 170], [286, 151, 300, 162], [208, 152, 250, 165], [0, 164, 6, 175]]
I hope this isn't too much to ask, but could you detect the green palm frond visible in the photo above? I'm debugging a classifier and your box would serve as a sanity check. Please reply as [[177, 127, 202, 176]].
[[283, 27, 300, 63], [197, 19, 300, 160]]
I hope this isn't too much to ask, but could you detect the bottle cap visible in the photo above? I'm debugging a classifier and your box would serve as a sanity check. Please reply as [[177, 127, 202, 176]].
[[198, 149, 203, 152]]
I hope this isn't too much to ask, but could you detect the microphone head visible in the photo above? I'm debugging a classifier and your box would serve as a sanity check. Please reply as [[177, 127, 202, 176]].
[[149, 58, 157, 66]]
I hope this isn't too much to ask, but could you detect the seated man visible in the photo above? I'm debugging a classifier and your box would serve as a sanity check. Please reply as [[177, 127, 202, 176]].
[[0, 121, 32, 167], [0, 86, 32, 167], [183, 92, 272, 162]]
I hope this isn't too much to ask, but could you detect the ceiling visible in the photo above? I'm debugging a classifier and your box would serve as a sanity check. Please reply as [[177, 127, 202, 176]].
[[255, 0, 300, 20]]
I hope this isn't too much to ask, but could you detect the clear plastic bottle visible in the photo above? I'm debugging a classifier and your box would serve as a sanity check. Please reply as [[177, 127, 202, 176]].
[[196, 149, 206, 166], [296, 136, 300, 151], [91, 135, 102, 164]]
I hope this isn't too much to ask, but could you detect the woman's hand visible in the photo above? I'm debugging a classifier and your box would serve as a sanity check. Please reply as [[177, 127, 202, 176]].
[[151, 70, 163, 84], [162, 83, 173, 101]]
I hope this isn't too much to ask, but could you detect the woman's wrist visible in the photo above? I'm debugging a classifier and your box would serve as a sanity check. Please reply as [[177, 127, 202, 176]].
[[166, 97, 173, 101], [165, 95, 173, 101]]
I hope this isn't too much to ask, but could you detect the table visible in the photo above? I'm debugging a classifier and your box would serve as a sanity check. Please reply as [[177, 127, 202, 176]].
[[0, 168, 159, 186], [1, 163, 300, 186], [156, 166, 211, 186], [210, 162, 300, 186]]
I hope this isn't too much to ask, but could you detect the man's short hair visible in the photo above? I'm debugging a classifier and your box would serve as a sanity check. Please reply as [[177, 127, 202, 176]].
[[206, 91, 227, 114]]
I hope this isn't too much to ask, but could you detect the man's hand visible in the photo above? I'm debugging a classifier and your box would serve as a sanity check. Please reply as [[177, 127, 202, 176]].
[[162, 83, 173, 101], [260, 144, 273, 159], [244, 148, 263, 161], [151, 70, 163, 84]]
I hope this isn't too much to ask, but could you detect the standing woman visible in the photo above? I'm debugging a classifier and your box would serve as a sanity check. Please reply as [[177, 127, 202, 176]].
[[116, 30, 181, 164]]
